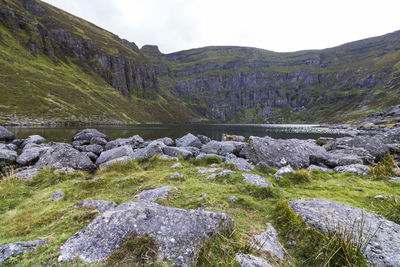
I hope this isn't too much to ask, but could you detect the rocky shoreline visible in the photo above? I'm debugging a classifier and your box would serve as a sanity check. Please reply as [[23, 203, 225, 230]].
[[1, 124, 400, 266]]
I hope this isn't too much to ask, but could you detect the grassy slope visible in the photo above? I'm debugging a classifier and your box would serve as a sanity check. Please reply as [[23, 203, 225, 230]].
[[0, 0, 201, 124], [159, 33, 400, 123], [0, 156, 399, 266]]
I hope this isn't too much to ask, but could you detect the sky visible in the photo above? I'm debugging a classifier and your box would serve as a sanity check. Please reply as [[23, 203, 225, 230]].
[[41, 0, 400, 54]]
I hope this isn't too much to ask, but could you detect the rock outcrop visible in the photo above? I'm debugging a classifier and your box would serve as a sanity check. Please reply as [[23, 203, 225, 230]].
[[0, 240, 47, 265], [58, 201, 234, 266]]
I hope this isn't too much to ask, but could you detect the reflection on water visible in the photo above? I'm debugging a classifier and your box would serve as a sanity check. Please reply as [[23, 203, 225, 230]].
[[8, 123, 346, 143]]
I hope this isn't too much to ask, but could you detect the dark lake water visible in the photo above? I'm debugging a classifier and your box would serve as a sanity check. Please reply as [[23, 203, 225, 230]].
[[7, 124, 347, 143]]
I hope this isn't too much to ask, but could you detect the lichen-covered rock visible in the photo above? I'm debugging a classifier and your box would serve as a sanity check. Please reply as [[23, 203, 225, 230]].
[[242, 174, 272, 187], [52, 189, 64, 201], [72, 129, 110, 144], [251, 223, 284, 259], [226, 154, 254, 171], [235, 254, 273, 267], [75, 200, 117, 213], [17, 144, 49, 166], [58, 201, 234, 265], [35, 143, 96, 172], [0, 126, 15, 141], [274, 165, 294, 179], [130, 141, 165, 160], [136, 186, 177, 202], [248, 136, 328, 169], [334, 164, 370, 175], [105, 135, 143, 150], [21, 135, 46, 148], [14, 166, 40, 180], [0, 149, 17, 165], [0, 240, 47, 265], [163, 146, 193, 159], [289, 199, 400, 267], [176, 133, 202, 149], [96, 145, 133, 166]]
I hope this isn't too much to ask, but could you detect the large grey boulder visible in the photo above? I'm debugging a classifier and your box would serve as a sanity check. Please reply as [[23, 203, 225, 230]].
[[242, 174, 272, 187], [75, 200, 117, 213], [274, 165, 294, 179], [251, 223, 284, 259], [0, 149, 17, 165], [130, 141, 165, 160], [176, 133, 202, 149], [35, 143, 96, 172], [96, 145, 133, 166], [0, 240, 47, 265], [235, 254, 273, 267], [58, 201, 234, 266], [163, 146, 193, 159], [98, 156, 131, 168], [248, 136, 328, 169], [0, 126, 14, 141], [156, 137, 175, 146], [21, 135, 46, 148], [135, 186, 177, 202], [17, 144, 49, 166], [72, 129, 110, 144], [334, 164, 370, 175], [76, 144, 103, 155], [105, 135, 143, 150], [289, 199, 400, 267], [325, 151, 364, 167], [377, 128, 400, 144], [329, 136, 388, 161]]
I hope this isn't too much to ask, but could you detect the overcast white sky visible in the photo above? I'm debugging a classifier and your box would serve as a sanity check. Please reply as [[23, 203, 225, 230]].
[[41, 0, 400, 54]]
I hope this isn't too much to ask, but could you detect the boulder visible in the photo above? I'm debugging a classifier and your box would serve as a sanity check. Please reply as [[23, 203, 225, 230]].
[[242, 174, 272, 187], [159, 155, 179, 161], [201, 141, 246, 156], [130, 141, 165, 160], [196, 153, 222, 161], [225, 154, 254, 171], [0, 240, 47, 265], [251, 223, 284, 259], [17, 144, 48, 166], [21, 135, 46, 148], [136, 186, 177, 202], [289, 199, 400, 267], [207, 170, 235, 179], [72, 129, 110, 143], [175, 133, 202, 149], [77, 144, 104, 155], [0, 126, 14, 141], [105, 135, 143, 150], [377, 128, 400, 144], [58, 201, 234, 265], [163, 146, 193, 159], [197, 134, 211, 144], [307, 165, 332, 172], [14, 166, 40, 181], [75, 200, 117, 213], [198, 168, 222, 174], [235, 254, 273, 267], [0, 149, 17, 165], [389, 177, 400, 182], [248, 136, 329, 169], [274, 165, 294, 179], [35, 143, 96, 172], [334, 164, 370, 175], [156, 137, 174, 146], [329, 136, 388, 161], [90, 137, 108, 146], [99, 156, 131, 168], [96, 145, 134, 166]]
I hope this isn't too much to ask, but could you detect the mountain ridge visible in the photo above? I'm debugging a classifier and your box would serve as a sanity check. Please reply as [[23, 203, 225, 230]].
[[1, 0, 400, 124]]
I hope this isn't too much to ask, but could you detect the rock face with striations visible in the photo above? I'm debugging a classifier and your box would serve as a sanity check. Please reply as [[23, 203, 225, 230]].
[[58, 200, 234, 266], [289, 199, 400, 266]]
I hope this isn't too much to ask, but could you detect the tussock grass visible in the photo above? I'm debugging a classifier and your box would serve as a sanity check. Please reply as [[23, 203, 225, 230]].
[[370, 153, 399, 179]]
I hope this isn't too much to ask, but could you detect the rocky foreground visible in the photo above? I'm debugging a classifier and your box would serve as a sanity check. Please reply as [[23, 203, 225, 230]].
[[0, 125, 400, 266]]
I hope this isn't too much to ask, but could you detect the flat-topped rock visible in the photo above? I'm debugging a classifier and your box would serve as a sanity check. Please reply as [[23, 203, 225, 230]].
[[207, 170, 235, 179], [58, 200, 234, 266], [289, 198, 400, 266], [75, 200, 117, 213], [226, 154, 254, 171], [251, 223, 284, 259], [334, 164, 370, 175], [14, 166, 40, 180], [198, 168, 222, 174], [163, 146, 193, 159], [242, 173, 272, 187], [96, 145, 134, 166], [136, 186, 177, 202], [235, 254, 273, 267], [0, 240, 47, 265]]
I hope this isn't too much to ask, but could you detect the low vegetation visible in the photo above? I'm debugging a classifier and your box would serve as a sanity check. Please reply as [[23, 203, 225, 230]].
[[0, 155, 399, 266]]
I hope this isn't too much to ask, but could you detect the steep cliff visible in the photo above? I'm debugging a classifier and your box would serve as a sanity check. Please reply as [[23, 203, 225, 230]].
[[0, 0, 199, 123], [142, 33, 400, 123]]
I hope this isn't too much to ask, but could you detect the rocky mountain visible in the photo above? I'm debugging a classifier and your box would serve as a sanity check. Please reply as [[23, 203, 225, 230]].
[[1, 0, 400, 124]]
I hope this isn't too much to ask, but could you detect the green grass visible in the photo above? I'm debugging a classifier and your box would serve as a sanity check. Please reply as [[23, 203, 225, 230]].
[[0, 156, 399, 266]]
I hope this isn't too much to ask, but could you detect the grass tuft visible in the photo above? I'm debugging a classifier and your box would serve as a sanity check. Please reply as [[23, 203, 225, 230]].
[[370, 153, 399, 179]]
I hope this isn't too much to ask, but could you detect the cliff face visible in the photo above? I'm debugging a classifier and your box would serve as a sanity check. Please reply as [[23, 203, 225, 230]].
[[142, 33, 400, 123]]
